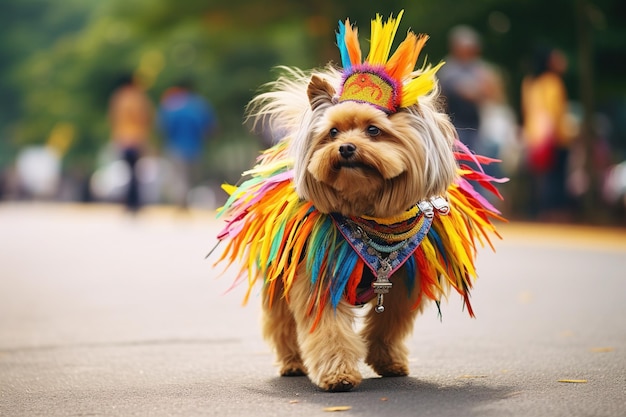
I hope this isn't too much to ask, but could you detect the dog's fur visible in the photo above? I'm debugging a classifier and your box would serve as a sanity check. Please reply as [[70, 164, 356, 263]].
[[244, 65, 460, 392]]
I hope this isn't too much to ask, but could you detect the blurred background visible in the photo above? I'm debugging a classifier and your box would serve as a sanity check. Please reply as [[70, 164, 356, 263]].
[[0, 0, 625, 224]]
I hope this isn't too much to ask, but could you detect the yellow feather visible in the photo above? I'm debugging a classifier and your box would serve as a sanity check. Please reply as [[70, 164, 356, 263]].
[[400, 61, 444, 107], [367, 10, 404, 65], [437, 215, 475, 279], [221, 183, 237, 195], [420, 241, 446, 293]]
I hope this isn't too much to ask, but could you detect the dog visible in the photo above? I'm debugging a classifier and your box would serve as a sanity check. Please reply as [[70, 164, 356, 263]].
[[212, 11, 504, 392]]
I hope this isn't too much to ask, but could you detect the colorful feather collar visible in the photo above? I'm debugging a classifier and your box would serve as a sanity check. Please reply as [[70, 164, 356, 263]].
[[211, 140, 506, 328]]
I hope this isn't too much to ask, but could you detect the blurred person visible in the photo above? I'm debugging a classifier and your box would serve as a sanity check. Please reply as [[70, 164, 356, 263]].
[[438, 25, 492, 152], [477, 67, 519, 205], [157, 79, 217, 208], [479, 67, 519, 170], [108, 74, 154, 212], [520, 46, 573, 221], [12, 122, 75, 201], [14, 145, 61, 199]]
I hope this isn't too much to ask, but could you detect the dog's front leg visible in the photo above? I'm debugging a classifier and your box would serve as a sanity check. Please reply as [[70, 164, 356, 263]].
[[288, 270, 366, 392], [362, 269, 425, 377], [262, 280, 307, 377]]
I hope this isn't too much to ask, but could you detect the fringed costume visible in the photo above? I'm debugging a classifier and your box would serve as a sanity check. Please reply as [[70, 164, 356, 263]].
[[213, 142, 505, 326]]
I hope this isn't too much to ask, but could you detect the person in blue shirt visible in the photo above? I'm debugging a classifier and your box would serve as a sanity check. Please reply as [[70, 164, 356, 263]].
[[158, 79, 217, 208]]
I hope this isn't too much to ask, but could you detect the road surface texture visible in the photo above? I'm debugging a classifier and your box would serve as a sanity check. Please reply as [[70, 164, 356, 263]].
[[1, 203, 625, 417]]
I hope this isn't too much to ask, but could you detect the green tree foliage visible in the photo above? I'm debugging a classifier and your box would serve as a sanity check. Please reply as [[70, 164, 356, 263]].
[[0, 0, 93, 165], [1, 0, 625, 179]]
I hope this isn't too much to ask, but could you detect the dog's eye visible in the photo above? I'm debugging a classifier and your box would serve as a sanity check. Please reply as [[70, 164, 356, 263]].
[[366, 125, 381, 137], [329, 128, 339, 138]]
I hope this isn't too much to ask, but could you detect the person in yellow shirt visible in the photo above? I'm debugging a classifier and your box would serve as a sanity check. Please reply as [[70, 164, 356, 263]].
[[108, 74, 154, 212], [521, 46, 572, 220]]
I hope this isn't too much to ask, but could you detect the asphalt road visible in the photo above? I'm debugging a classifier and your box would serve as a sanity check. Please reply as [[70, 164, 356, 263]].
[[1, 203, 625, 417]]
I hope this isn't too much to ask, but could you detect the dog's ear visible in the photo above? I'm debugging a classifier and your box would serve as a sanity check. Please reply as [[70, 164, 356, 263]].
[[307, 75, 336, 110]]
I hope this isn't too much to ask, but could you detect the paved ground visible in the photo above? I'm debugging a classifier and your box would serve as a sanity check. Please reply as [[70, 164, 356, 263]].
[[0, 203, 625, 417]]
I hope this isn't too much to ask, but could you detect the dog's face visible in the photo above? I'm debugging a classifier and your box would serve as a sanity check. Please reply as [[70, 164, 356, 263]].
[[293, 75, 459, 218]]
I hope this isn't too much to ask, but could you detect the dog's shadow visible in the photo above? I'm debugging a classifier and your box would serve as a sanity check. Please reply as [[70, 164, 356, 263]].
[[247, 375, 516, 416]]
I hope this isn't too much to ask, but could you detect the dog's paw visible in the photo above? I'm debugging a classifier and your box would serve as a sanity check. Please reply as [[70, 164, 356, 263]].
[[317, 371, 362, 392], [369, 361, 409, 377], [280, 363, 307, 377], [366, 345, 410, 377]]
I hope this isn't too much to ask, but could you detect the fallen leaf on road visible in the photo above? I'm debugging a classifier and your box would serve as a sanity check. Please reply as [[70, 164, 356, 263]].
[[457, 374, 488, 379], [558, 379, 587, 383], [589, 347, 614, 353], [289, 400, 299, 404], [517, 291, 533, 304], [323, 406, 352, 412], [380, 397, 388, 401]]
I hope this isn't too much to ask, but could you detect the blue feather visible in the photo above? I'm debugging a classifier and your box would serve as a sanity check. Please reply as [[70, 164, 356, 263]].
[[329, 240, 358, 308], [336, 21, 351, 69], [308, 218, 333, 285], [404, 256, 416, 295]]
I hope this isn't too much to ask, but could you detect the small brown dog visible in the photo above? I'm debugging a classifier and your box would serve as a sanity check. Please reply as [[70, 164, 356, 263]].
[[213, 11, 503, 392]]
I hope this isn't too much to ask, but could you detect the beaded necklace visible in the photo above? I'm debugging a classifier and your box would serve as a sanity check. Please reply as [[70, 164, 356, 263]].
[[331, 196, 450, 312]]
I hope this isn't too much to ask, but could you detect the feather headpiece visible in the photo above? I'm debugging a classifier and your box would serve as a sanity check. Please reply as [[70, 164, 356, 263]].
[[336, 10, 443, 114]]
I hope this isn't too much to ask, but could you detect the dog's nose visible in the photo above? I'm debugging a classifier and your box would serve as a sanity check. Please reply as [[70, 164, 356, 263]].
[[339, 143, 356, 159]]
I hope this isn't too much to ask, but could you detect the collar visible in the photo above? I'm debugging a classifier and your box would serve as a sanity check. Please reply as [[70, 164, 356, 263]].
[[331, 196, 450, 274], [331, 204, 431, 278], [330, 196, 450, 311]]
